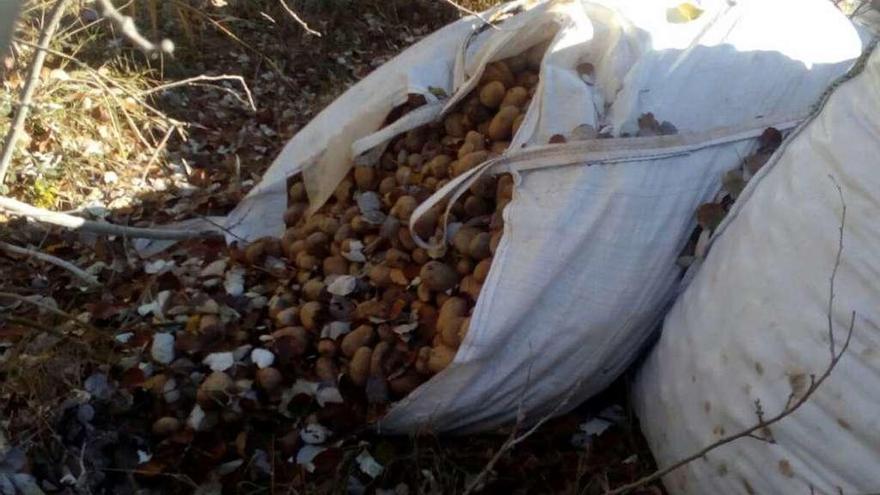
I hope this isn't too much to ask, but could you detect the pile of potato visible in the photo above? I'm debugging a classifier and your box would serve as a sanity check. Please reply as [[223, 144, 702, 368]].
[[237, 43, 548, 405]]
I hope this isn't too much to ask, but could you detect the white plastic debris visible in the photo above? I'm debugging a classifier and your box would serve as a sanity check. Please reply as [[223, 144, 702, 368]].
[[356, 450, 385, 479], [224, 267, 246, 296], [327, 275, 358, 296], [295, 445, 327, 473], [300, 424, 330, 444], [187, 404, 207, 431], [150, 333, 175, 365], [138, 290, 172, 317], [391, 322, 419, 342], [144, 259, 174, 274], [203, 352, 235, 372], [250, 348, 275, 369], [341, 240, 366, 263], [162, 378, 180, 403], [316, 386, 345, 407], [200, 258, 228, 278], [320, 321, 351, 340]]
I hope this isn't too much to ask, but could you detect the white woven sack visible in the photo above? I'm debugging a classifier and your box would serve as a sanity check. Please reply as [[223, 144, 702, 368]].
[[219, 0, 864, 433], [633, 41, 880, 495]]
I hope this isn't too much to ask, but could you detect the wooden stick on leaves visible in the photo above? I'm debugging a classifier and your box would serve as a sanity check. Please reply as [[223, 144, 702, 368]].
[[0, 196, 221, 241], [0, 240, 99, 287]]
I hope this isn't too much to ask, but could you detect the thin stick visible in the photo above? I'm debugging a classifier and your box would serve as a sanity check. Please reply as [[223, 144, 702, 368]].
[[0, 196, 221, 240], [94, 0, 173, 55], [462, 382, 579, 495], [605, 182, 855, 495], [0, 241, 99, 287], [0, 291, 97, 334], [140, 125, 175, 182], [0, 0, 68, 186], [438, 0, 500, 30], [140, 74, 257, 111], [278, 0, 321, 37]]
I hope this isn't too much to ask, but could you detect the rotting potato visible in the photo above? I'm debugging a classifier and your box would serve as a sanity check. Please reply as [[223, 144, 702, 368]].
[[197, 371, 234, 409], [420, 261, 458, 292], [299, 301, 322, 331], [350, 347, 372, 385], [488, 105, 520, 141], [427, 345, 457, 373], [341, 325, 375, 357], [256, 367, 283, 391], [502, 86, 529, 108], [474, 259, 492, 283]]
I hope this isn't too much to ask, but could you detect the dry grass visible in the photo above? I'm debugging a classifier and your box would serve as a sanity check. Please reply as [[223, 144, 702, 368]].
[[2, 1, 178, 210]]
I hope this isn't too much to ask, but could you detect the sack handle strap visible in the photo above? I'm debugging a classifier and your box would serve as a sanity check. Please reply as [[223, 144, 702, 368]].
[[409, 114, 804, 253]]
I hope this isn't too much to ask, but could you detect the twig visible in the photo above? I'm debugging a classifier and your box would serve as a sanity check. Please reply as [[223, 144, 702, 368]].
[[94, 0, 174, 56], [438, 0, 500, 30], [462, 382, 580, 495], [0, 241, 99, 287], [278, 0, 321, 37], [140, 125, 175, 182], [0, 196, 222, 241], [605, 181, 855, 495], [0, 0, 68, 186], [0, 291, 97, 334], [140, 74, 257, 112]]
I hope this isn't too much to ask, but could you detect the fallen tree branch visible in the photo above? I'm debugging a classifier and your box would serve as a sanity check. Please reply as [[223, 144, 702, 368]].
[[0, 196, 222, 241], [0, 240, 99, 287], [95, 0, 174, 56], [0, 291, 97, 334], [278, 0, 321, 37], [439, 0, 500, 30], [140, 125, 176, 182], [463, 380, 580, 495], [605, 178, 855, 495], [0, 0, 68, 186], [140, 74, 257, 112]]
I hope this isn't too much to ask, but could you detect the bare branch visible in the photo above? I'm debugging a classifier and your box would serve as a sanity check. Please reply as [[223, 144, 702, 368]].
[[278, 0, 321, 37], [463, 382, 580, 495], [0, 291, 97, 334], [605, 181, 855, 495], [0, 241, 99, 287], [438, 0, 500, 30], [0, 0, 68, 186], [94, 0, 174, 56], [0, 196, 222, 241], [140, 125, 176, 182], [141, 74, 257, 112]]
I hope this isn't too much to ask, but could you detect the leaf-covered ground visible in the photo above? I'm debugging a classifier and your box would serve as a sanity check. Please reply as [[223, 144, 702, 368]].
[[0, 2, 661, 493]]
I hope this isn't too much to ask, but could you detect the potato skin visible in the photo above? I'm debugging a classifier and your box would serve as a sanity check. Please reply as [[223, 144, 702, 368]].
[[427, 345, 457, 373], [349, 347, 372, 385], [488, 105, 521, 141], [479, 81, 507, 109], [341, 325, 374, 357]]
